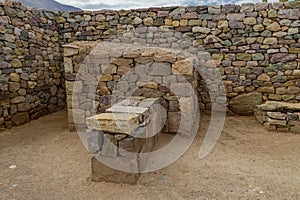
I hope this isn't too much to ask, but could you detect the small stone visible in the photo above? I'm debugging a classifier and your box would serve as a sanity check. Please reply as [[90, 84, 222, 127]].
[[172, 59, 193, 75], [149, 63, 171, 76], [270, 53, 297, 63], [253, 24, 264, 32], [252, 53, 264, 61], [257, 74, 270, 82], [240, 3, 254, 13], [64, 45, 79, 57], [267, 118, 287, 126], [11, 59, 22, 68], [267, 22, 281, 32], [192, 26, 210, 34], [236, 53, 251, 61], [12, 112, 30, 126], [143, 18, 153, 26], [263, 37, 278, 45], [243, 17, 257, 25], [11, 96, 25, 104], [10, 73, 20, 82], [229, 20, 245, 29], [278, 9, 300, 20]]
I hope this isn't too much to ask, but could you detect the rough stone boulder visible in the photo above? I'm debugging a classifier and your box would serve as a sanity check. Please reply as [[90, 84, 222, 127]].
[[229, 92, 263, 115]]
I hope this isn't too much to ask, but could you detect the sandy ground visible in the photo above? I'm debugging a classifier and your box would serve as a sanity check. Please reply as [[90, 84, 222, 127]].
[[0, 110, 299, 200]]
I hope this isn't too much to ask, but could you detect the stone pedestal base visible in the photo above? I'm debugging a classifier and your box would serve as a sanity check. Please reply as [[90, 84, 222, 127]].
[[91, 157, 140, 184]]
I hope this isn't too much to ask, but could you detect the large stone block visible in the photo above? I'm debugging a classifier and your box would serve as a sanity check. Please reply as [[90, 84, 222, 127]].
[[86, 113, 140, 135], [91, 156, 140, 184], [229, 92, 263, 115], [149, 62, 171, 75], [11, 112, 30, 126], [172, 59, 193, 76]]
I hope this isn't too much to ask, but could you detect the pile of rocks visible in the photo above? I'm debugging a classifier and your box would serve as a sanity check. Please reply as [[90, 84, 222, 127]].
[[85, 97, 162, 184], [254, 101, 300, 133]]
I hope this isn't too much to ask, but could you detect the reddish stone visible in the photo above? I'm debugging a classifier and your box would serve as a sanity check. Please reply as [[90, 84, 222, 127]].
[[149, 7, 161, 12], [270, 53, 297, 63], [175, 26, 192, 32], [157, 11, 169, 17], [182, 12, 198, 19]]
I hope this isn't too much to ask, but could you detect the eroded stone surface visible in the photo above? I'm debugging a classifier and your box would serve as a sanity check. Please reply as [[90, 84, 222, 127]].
[[86, 113, 140, 134]]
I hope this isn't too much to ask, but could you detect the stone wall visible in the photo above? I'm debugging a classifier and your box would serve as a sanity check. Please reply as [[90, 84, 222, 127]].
[[64, 41, 200, 133], [56, 1, 300, 115], [0, 1, 65, 129], [255, 101, 300, 133], [2, 0, 300, 129]]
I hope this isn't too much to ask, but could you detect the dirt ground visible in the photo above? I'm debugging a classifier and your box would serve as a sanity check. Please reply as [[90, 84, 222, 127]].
[[0, 110, 299, 200]]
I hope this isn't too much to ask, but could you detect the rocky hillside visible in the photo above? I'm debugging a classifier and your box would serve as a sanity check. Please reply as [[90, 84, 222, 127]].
[[17, 0, 81, 12]]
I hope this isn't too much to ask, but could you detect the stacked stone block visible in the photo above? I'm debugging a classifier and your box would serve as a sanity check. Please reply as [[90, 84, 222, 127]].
[[85, 97, 163, 184], [255, 101, 300, 133]]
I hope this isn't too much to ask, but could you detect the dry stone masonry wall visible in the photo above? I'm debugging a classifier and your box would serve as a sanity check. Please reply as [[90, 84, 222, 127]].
[[56, 1, 300, 116], [2, 0, 300, 129], [0, 1, 65, 129], [64, 41, 199, 134]]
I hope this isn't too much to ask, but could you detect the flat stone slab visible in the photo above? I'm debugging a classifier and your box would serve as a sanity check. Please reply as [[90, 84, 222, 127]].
[[86, 113, 140, 134], [106, 105, 149, 115], [257, 101, 300, 111]]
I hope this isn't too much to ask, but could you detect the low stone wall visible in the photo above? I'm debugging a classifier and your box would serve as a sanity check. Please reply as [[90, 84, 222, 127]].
[[254, 101, 300, 133], [0, 1, 65, 129]]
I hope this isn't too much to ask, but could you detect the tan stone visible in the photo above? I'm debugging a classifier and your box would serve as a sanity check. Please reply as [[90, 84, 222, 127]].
[[267, 118, 287, 126], [165, 19, 172, 26], [172, 21, 180, 27], [243, 17, 257, 25], [63, 45, 79, 57], [64, 57, 73, 73], [137, 82, 158, 90], [172, 59, 193, 76], [189, 20, 202, 26], [153, 53, 177, 63], [11, 96, 25, 104], [257, 87, 275, 94], [99, 74, 113, 81], [112, 58, 133, 66], [253, 24, 264, 32], [257, 74, 271, 81], [263, 37, 278, 45], [217, 20, 228, 29], [267, 22, 281, 32], [143, 17, 153, 26], [11, 59, 22, 68], [10, 73, 20, 82], [86, 113, 140, 134]]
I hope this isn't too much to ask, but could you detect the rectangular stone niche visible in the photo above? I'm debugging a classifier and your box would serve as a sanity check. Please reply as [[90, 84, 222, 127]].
[[254, 101, 300, 133], [86, 97, 162, 184]]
